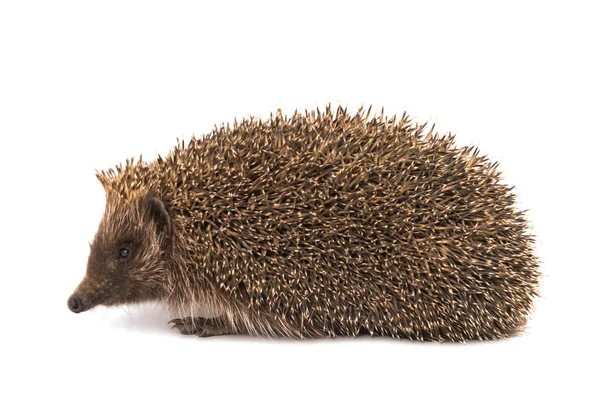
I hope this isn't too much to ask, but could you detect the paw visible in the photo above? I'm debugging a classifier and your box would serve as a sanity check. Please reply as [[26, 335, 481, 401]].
[[169, 317, 205, 335], [169, 317, 224, 337]]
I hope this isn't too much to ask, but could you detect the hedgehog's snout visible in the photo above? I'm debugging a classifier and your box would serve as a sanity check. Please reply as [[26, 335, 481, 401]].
[[67, 294, 85, 313]]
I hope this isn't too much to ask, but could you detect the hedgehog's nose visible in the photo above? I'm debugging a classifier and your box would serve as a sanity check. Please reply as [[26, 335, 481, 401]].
[[67, 294, 84, 313]]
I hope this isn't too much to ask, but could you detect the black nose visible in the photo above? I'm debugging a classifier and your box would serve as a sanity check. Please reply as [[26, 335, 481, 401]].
[[67, 294, 84, 313]]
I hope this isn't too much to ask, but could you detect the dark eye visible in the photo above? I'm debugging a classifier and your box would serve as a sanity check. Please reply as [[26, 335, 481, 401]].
[[118, 247, 131, 261]]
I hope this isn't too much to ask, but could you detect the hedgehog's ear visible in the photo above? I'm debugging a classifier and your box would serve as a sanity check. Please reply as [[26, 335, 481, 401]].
[[148, 196, 172, 236]]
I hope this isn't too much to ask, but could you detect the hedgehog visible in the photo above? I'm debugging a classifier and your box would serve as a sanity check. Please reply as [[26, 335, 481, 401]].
[[67, 106, 540, 341]]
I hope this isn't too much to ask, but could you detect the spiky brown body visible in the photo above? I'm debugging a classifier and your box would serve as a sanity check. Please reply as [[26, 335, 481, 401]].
[[74, 106, 539, 341]]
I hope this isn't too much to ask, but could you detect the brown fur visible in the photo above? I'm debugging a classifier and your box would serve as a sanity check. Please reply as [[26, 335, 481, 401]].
[[69, 106, 540, 341]]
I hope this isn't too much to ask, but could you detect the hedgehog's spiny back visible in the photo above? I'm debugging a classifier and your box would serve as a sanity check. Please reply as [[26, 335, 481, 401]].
[[151, 106, 539, 341]]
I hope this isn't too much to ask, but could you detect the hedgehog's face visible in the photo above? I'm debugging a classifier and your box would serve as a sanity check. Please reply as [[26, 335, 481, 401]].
[[67, 196, 172, 313]]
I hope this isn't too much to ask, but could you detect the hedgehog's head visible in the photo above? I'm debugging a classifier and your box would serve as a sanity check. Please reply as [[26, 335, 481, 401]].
[[67, 193, 172, 314]]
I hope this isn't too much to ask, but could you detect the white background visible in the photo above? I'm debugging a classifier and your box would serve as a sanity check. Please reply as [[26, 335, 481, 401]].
[[1, 1, 598, 401]]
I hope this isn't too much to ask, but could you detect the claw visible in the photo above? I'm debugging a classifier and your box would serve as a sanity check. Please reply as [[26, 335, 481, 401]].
[[196, 329, 215, 337]]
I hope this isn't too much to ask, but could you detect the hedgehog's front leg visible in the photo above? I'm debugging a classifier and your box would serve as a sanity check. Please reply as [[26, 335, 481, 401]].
[[169, 317, 232, 337]]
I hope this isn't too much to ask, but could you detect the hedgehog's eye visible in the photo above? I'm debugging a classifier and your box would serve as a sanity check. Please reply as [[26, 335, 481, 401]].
[[118, 246, 131, 261]]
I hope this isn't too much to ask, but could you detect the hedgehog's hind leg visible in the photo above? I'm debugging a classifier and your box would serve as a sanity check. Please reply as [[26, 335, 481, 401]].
[[169, 317, 232, 337]]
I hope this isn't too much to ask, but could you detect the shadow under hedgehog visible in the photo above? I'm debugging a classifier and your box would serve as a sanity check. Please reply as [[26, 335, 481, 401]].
[[68, 106, 540, 342]]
